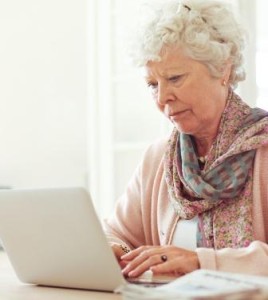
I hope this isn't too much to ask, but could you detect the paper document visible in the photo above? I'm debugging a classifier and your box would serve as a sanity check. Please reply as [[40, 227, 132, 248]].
[[117, 269, 268, 300]]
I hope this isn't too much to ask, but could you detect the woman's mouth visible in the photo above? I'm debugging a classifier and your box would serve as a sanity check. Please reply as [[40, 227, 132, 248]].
[[169, 110, 188, 121]]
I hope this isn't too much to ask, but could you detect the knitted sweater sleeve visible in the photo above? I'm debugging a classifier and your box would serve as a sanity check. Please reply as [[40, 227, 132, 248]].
[[103, 161, 145, 250], [103, 138, 168, 249], [197, 241, 268, 276]]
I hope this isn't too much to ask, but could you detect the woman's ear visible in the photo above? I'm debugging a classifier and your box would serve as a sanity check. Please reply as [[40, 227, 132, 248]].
[[221, 59, 232, 86]]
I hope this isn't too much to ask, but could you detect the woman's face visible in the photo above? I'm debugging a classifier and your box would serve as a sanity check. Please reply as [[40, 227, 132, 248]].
[[144, 47, 229, 138]]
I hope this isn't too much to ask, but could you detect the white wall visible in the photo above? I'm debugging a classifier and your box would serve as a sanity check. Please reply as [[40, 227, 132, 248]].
[[0, 0, 87, 189]]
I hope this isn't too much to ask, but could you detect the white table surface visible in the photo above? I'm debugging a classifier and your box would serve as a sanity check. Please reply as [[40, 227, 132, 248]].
[[0, 251, 122, 300]]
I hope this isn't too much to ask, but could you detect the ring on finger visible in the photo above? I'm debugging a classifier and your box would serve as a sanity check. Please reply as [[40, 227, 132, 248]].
[[160, 254, 168, 262]]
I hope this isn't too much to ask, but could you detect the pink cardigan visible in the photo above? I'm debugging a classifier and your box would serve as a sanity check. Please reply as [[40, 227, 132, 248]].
[[104, 138, 268, 276]]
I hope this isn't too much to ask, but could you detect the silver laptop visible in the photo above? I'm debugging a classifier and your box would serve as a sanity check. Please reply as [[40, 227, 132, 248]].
[[0, 187, 172, 292], [0, 187, 127, 291]]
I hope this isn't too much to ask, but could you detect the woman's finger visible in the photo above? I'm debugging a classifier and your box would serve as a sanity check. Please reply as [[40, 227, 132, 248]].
[[150, 258, 183, 274], [111, 244, 130, 269], [111, 244, 125, 260], [122, 248, 152, 276], [125, 253, 164, 277], [122, 247, 164, 276], [121, 245, 152, 260]]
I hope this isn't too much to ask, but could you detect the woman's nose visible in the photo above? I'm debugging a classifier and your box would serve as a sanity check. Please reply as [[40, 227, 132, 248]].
[[157, 85, 172, 106]]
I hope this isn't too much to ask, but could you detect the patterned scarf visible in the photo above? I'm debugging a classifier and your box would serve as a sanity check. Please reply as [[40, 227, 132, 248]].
[[165, 90, 268, 249]]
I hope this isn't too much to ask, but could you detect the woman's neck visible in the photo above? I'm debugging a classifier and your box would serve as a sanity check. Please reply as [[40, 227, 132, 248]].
[[194, 87, 230, 157], [193, 136, 215, 158]]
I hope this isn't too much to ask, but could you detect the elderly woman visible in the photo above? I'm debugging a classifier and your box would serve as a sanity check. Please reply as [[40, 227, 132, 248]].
[[104, 0, 268, 278]]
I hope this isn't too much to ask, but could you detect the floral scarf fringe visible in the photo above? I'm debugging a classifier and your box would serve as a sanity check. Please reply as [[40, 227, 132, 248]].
[[164, 90, 268, 249]]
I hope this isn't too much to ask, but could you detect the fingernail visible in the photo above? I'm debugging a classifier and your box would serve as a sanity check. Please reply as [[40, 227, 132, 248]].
[[128, 271, 136, 277]]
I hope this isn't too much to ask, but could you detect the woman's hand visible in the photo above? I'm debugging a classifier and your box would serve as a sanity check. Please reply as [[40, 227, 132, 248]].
[[121, 245, 200, 278], [111, 244, 129, 269]]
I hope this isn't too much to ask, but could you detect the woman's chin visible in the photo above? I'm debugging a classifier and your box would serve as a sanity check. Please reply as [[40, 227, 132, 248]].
[[173, 123, 195, 135]]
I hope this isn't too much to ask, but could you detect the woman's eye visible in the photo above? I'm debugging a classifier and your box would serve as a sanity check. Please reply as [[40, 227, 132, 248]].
[[147, 82, 158, 90], [169, 75, 181, 82]]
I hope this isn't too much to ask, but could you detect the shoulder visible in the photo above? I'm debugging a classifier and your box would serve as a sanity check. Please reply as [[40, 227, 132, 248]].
[[141, 136, 169, 166], [134, 135, 170, 182]]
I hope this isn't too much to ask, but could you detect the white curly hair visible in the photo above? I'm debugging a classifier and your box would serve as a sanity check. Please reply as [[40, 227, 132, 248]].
[[129, 0, 246, 88]]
